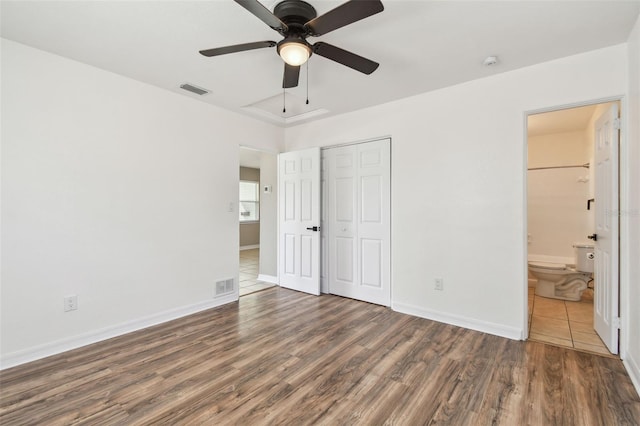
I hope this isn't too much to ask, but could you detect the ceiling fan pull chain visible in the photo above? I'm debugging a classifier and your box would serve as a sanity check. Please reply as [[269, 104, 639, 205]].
[[283, 88, 286, 113]]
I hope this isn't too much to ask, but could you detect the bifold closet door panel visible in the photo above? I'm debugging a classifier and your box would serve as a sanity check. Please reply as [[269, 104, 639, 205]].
[[325, 139, 390, 306]]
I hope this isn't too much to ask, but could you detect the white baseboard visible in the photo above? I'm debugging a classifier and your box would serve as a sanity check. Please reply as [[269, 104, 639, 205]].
[[392, 301, 524, 341], [623, 354, 640, 398], [240, 244, 260, 251], [0, 295, 237, 370], [257, 274, 278, 284]]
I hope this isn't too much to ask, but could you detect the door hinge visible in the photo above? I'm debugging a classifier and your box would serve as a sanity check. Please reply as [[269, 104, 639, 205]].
[[613, 118, 621, 130], [613, 317, 621, 329]]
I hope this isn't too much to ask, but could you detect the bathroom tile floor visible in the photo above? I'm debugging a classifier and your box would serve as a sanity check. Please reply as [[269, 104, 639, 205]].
[[239, 249, 276, 296], [528, 286, 614, 357]]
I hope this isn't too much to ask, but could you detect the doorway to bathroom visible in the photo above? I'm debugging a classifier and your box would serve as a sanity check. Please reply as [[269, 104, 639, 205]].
[[526, 100, 621, 357]]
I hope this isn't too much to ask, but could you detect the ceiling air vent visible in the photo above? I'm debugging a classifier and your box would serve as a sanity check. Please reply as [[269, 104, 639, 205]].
[[180, 83, 210, 96]]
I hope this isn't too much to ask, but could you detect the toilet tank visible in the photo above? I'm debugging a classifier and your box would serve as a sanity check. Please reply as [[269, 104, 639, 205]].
[[574, 243, 595, 273]]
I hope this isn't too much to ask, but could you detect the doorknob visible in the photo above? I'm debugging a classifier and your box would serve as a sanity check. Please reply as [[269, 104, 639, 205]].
[[306, 226, 320, 232], [588, 234, 598, 241]]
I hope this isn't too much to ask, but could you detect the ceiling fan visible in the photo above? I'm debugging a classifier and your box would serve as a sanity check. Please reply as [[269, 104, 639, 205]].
[[199, 0, 384, 88]]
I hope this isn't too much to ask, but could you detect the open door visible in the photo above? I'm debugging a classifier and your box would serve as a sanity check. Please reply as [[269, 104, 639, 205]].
[[278, 147, 321, 295], [593, 103, 620, 354]]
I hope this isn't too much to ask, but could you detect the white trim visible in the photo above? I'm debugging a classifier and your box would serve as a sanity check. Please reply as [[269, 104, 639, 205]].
[[240, 244, 260, 251], [257, 274, 278, 284], [392, 301, 523, 341], [522, 109, 530, 339], [0, 295, 236, 370], [320, 134, 393, 151], [623, 355, 640, 398], [618, 94, 635, 391]]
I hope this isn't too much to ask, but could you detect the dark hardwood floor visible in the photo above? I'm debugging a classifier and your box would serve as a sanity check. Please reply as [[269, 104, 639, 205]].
[[1, 287, 639, 425]]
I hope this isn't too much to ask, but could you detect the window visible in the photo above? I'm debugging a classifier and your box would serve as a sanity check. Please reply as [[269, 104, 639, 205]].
[[239, 181, 259, 222]]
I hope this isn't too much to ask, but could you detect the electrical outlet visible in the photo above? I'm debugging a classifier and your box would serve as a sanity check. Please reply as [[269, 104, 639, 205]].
[[64, 295, 78, 312], [434, 278, 444, 291]]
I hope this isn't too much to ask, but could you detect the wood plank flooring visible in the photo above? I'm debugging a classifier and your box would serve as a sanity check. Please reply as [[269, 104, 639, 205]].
[[1, 287, 639, 425]]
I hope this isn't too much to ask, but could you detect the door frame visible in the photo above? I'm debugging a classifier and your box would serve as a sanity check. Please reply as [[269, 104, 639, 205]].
[[238, 145, 279, 297], [522, 96, 630, 357]]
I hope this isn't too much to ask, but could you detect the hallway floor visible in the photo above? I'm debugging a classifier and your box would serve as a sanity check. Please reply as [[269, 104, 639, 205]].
[[528, 286, 613, 357], [239, 248, 276, 296]]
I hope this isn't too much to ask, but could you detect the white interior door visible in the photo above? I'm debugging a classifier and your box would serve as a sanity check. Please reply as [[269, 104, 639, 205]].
[[324, 139, 391, 306], [593, 103, 620, 354], [278, 147, 321, 295]]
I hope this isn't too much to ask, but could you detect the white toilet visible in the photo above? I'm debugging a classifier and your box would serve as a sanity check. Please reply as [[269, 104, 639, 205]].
[[528, 244, 594, 301]]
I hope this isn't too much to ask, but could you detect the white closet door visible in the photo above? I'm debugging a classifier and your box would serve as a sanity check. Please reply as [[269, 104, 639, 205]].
[[326, 139, 390, 306], [278, 147, 321, 295]]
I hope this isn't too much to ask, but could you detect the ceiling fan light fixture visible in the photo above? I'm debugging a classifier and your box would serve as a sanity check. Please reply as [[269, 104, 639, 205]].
[[278, 39, 311, 66]]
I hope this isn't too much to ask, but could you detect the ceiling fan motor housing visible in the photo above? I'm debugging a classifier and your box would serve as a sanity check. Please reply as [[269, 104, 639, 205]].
[[273, 0, 317, 33], [274, 0, 317, 63]]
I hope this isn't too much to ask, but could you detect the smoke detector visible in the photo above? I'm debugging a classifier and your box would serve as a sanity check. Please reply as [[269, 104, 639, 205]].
[[483, 56, 498, 66]]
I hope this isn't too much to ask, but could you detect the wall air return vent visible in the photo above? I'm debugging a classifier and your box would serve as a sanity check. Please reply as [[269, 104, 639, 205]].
[[214, 278, 235, 297], [180, 83, 210, 96]]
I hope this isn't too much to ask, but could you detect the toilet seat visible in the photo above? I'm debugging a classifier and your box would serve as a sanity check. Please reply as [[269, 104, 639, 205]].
[[528, 261, 566, 270]]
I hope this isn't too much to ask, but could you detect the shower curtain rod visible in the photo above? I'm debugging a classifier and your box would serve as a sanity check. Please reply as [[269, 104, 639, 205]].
[[527, 162, 590, 171]]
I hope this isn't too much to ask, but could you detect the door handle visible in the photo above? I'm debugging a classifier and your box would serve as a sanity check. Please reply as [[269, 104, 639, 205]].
[[306, 226, 320, 232], [588, 234, 598, 241]]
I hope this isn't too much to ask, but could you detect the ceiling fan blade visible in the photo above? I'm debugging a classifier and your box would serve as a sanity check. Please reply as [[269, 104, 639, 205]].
[[234, 0, 288, 33], [304, 0, 383, 36], [199, 41, 276, 57], [312, 42, 379, 74], [283, 63, 300, 88]]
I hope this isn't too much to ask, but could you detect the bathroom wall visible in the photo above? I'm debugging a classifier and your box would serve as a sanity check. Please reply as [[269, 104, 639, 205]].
[[239, 167, 260, 248], [528, 129, 594, 263]]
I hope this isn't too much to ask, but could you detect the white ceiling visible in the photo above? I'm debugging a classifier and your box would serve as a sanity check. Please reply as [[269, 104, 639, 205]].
[[2, 1, 639, 127]]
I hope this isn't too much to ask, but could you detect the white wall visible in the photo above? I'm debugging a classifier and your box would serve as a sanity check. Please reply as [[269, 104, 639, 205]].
[[258, 153, 278, 278], [285, 45, 628, 340], [527, 130, 593, 262], [623, 14, 640, 394], [0, 39, 283, 367]]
